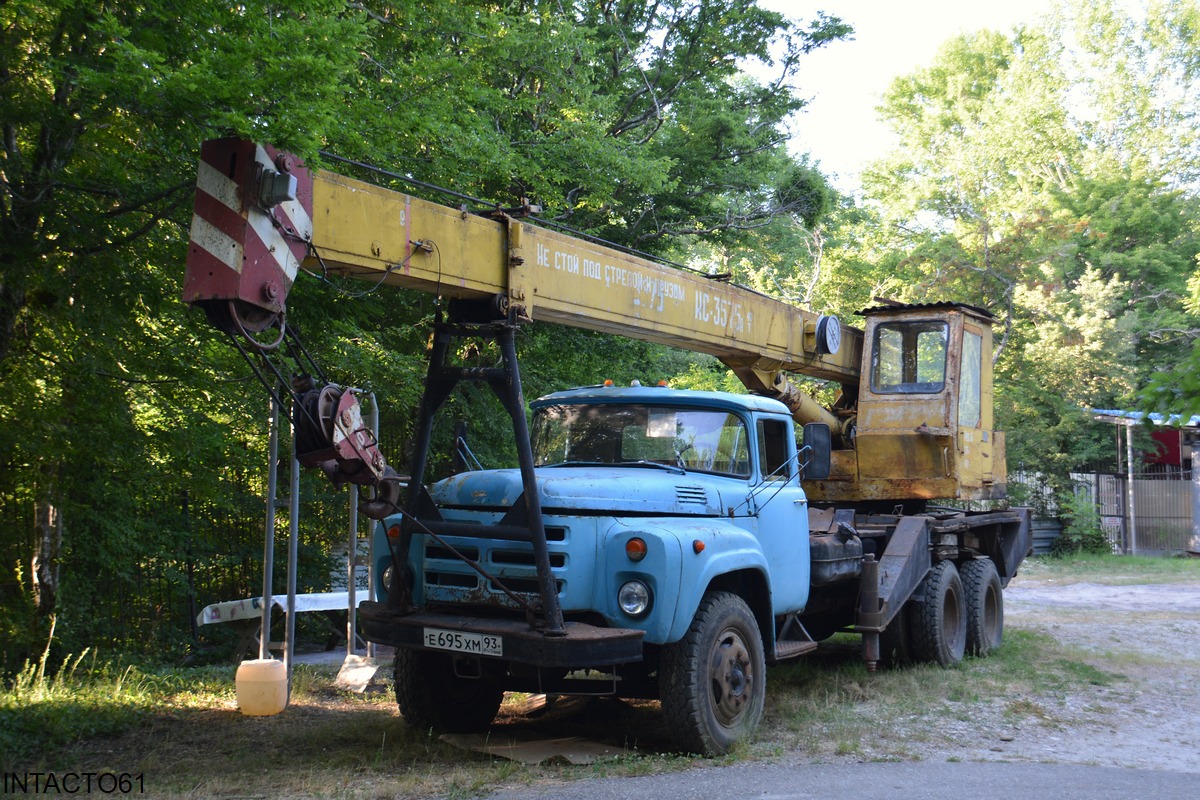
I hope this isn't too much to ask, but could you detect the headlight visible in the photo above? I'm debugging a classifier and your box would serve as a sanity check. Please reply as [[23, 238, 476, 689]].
[[381, 563, 394, 597], [618, 580, 652, 618]]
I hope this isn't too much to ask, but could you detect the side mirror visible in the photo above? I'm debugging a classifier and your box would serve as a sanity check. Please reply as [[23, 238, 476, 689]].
[[801, 423, 831, 481]]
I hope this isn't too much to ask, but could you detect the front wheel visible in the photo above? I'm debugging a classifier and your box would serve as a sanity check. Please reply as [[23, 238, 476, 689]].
[[910, 561, 967, 667], [961, 558, 1004, 656], [394, 650, 503, 733], [660, 591, 766, 755]]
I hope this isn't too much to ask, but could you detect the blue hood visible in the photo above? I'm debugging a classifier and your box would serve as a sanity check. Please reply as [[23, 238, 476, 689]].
[[431, 467, 732, 516]]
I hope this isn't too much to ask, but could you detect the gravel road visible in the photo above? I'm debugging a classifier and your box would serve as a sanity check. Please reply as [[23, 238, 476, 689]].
[[980, 575, 1200, 772], [763, 570, 1200, 772]]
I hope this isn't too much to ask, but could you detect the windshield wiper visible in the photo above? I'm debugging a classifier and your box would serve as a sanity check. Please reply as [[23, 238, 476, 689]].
[[540, 460, 610, 468], [625, 460, 686, 475], [539, 460, 685, 475]]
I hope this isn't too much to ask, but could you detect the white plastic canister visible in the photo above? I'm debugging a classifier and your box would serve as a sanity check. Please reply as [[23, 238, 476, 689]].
[[235, 658, 288, 716]]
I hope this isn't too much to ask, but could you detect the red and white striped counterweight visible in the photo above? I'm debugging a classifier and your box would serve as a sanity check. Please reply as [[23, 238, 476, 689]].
[[182, 138, 314, 330]]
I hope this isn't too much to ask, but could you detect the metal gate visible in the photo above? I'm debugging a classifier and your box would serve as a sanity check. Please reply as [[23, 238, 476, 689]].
[[1089, 472, 1193, 555]]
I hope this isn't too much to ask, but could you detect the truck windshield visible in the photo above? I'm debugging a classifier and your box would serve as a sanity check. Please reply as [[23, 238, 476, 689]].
[[531, 404, 751, 477]]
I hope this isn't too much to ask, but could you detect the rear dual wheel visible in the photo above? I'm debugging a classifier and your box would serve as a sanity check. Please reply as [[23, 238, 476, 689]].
[[910, 561, 967, 667], [910, 559, 1005, 667], [961, 558, 1004, 656]]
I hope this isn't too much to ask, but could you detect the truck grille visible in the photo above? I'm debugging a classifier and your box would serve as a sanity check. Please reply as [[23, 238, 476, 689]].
[[490, 577, 564, 595], [492, 549, 567, 568], [426, 571, 478, 588], [426, 545, 479, 561], [422, 527, 569, 605]]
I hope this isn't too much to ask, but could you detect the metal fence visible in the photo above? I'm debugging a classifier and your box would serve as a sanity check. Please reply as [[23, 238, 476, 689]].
[[1, 482, 353, 665], [1088, 471, 1194, 555], [996, 471, 1195, 555]]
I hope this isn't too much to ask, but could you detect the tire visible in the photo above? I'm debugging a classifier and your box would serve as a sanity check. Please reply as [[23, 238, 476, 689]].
[[961, 558, 1004, 657], [394, 649, 503, 733], [910, 561, 967, 667], [660, 592, 766, 756]]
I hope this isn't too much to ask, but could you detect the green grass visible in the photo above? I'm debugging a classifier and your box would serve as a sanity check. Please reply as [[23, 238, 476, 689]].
[[1019, 552, 1200, 583], [0, 650, 167, 769], [0, 632, 1126, 798]]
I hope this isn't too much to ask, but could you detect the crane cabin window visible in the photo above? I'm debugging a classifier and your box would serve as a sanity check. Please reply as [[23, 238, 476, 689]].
[[959, 329, 983, 428], [871, 321, 948, 394]]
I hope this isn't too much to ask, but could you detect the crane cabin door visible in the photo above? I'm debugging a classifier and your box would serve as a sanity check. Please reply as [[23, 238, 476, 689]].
[[853, 303, 1000, 502], [955, 318, 999, 496]]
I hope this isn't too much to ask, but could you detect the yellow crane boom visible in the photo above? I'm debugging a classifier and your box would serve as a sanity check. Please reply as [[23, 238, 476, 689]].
[[312, 167, 861, 386]]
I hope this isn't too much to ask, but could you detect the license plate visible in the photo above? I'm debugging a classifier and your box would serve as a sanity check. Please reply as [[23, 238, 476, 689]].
[[423, 627, 503, 657]]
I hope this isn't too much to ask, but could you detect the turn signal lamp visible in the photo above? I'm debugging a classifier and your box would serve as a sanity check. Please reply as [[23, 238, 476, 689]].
[[386, 524, 401, 541], [625, 537, 648, 562], [603, 379, 615, 386]]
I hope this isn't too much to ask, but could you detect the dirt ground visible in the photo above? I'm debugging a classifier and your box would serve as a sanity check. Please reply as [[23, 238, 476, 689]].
[[473, 567, 1200, 775], [877, 572, 1200, 772]]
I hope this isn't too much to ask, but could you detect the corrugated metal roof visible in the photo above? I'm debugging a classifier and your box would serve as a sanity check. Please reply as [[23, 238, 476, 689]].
[[857, 301, 994, 319], [1091, 408, 1200, 428]]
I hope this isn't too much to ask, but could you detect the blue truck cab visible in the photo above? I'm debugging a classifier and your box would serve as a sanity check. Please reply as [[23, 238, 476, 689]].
[[361, 382, 839, 754]]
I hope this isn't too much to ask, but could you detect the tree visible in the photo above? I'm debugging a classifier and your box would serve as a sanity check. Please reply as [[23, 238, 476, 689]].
[[0, 0, 371, 659], [0, 0, 853, 663], [562, 1, 848, 249], [859, 1, 1200, 485]]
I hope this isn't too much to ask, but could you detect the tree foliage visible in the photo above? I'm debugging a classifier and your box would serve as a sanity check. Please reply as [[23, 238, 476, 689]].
[[6, 0, 1198, 665], [0, 0, 849, 664]]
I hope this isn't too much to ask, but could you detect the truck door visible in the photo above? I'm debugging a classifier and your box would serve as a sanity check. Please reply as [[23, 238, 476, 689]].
[[752, 415, 810, 614], [956, 323, 995, 487]]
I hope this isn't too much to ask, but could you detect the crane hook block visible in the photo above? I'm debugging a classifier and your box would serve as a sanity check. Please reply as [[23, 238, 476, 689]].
[[295, 384, 388, 481], [293, 384, 402, 520], [182, 138, 314, 328]]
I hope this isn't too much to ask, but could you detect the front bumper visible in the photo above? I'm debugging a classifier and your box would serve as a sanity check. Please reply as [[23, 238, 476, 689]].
[[358, 600, 645, 668]]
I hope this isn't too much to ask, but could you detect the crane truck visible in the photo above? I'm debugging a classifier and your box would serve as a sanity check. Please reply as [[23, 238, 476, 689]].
[[183, 139, 1031, 755]]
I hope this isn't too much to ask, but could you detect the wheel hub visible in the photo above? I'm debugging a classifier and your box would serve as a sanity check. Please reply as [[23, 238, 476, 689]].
[[710, 629, 753, 726]]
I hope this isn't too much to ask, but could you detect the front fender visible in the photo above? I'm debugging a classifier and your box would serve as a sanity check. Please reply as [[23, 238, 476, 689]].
[[668, 522, 771, 642], [601, 518, 768, 645], [599, 519, 683, 644]]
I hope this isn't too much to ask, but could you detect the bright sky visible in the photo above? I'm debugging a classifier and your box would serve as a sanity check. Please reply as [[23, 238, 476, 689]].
[[763, 1, 1053, 190]]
